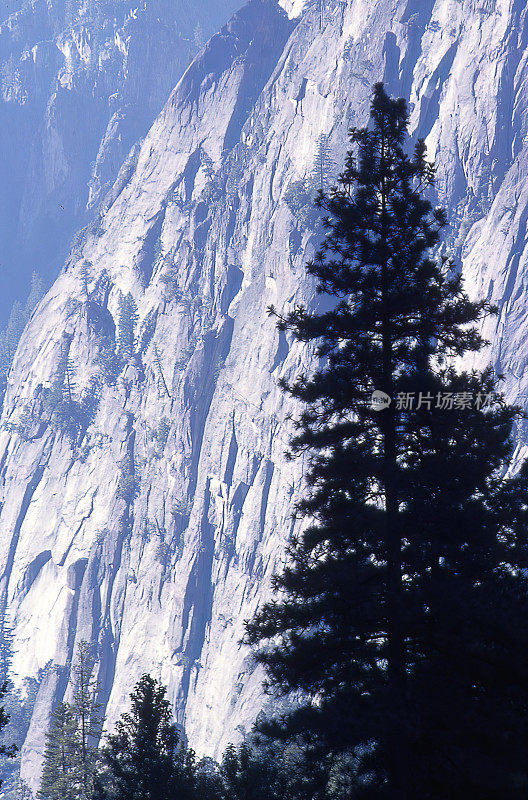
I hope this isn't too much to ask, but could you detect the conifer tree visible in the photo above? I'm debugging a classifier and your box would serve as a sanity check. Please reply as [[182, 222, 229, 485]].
[[220, 739, 331, 800], [194, 756, 224, 800], [70, 640, 103, 800], [80, 261, 90, 298], [310, 133, 335, 193], [37, 703, 78, 800], [94, 674, 196, 800], [201, 151, 215, 183], [55, 336, 75, 405], [0, 613, 14, 686], [246, 83, 528, 799], [117, 292, 138, 363]]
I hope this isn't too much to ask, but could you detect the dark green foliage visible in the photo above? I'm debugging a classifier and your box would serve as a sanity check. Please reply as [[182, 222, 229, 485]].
[[90, 678, 355, 800], [79, 377, 102, 429], [94, 674, 196, 800], [15, 780, 34, 799], [246, 83, 528, 799], [117, 293, 138, 362], [220, 740, 314, 800], [214, 733, 359, 800], [38, 642, 102, 800], [37, 703, 78, 800], [193, 757, 224, 800], [70, 641, 103, 800]]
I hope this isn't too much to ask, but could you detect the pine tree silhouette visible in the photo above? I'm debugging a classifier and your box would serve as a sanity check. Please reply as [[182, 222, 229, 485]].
[[246, 83, 528, 799], [94, 674, 196, 800]]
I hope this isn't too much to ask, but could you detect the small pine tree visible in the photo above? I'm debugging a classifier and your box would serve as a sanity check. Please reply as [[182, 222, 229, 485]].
[[200, 151, 221, 202], [309, 133, 335, 193], [70, 641, 103, 800], [79, 262, 90, 298], [79, 375, 102, 427], [57, 341, 75, 405], [94, 675, 195, 800], [1, 675, 44, 795], [201, 151, 215, 183], [117, 293, 138, 363], [0, 613, 14, 686], [37, 703, 78, 800], [153, 344, 171, 398]]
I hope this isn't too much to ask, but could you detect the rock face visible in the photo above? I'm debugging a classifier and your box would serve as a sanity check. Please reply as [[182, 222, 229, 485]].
[[0, 0, 241, 320], [2, 0, 528, 790]]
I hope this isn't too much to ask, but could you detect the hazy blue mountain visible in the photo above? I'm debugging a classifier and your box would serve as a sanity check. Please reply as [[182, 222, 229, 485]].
[[0, 0, 241, 322]]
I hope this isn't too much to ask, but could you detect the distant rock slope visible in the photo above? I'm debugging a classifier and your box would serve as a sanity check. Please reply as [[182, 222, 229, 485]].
[[2, 0, 528, 790], [0, 0, 241, 320]]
